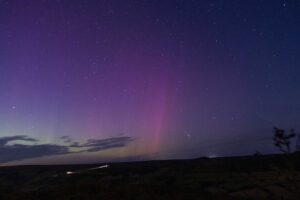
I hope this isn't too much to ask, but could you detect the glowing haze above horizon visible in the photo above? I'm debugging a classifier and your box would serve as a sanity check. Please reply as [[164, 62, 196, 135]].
[[0, 0, 300, 165]]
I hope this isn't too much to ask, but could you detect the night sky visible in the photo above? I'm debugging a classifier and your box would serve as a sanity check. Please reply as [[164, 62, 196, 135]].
[[0, 0, 300, 165]]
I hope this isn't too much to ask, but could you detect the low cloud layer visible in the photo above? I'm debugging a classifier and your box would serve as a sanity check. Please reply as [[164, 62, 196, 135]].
[[0, 135, 38, 146], [0, 135, 134, 164], [70, 136, 133, 152]]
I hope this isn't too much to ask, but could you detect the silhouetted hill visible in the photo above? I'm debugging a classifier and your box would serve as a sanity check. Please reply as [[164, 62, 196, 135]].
[[1, 153, 300, 199]]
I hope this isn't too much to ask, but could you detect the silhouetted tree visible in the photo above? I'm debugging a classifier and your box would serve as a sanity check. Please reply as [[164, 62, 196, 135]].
[[296, 133, 300, 152], [273, 127, 296, 153]]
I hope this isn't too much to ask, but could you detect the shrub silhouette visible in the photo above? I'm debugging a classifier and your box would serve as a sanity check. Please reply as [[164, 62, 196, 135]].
[[296, 134, 300, 152], [273, 127, 296, 153]]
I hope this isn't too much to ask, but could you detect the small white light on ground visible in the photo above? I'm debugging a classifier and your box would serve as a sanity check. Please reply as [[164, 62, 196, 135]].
[[65, 165, 109, 175], [208, 154, 217, 158], [96, 164, 109, 169]]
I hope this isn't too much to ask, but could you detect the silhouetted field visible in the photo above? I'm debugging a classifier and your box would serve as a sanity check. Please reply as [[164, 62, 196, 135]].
[[1, 153, 300, 199]]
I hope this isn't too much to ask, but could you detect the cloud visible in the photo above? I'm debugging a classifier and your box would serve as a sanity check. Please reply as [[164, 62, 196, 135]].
[[0, 135, 38, 146], [84, 137, 133, 152], [69, 136, 133, 152], [60, 135, 72, 143], [69, 136, 134, 152], [69, 142, 81, 147], [0, 144, 70, 163], [0, 135, 134, 164]]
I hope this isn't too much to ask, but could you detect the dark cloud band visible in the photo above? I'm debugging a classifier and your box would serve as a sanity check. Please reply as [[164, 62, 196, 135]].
[[0, 135, 134, 164]]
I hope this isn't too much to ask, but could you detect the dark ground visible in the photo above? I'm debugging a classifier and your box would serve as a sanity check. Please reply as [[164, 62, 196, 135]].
[[1, 153, 300, 200]]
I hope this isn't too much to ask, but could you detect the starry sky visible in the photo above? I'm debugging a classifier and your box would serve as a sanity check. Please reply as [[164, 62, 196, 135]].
[[0, 0, 300, 165]]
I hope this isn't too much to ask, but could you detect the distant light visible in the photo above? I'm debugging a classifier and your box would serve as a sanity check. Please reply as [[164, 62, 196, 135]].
[[97, 164, 109, 169], [88, 164, 109, 171], [208, 154, 217, 158], [65, 165, 109, 175]]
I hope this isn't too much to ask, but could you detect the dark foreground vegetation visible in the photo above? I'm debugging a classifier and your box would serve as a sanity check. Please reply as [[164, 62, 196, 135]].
[[1, 153, 300, 200]]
